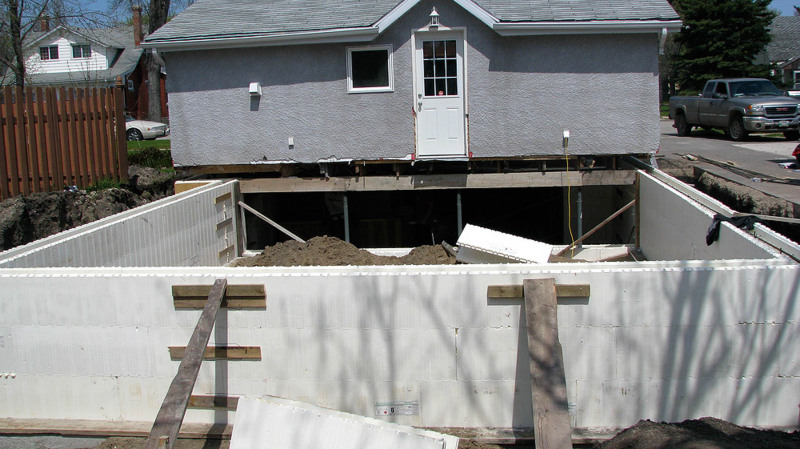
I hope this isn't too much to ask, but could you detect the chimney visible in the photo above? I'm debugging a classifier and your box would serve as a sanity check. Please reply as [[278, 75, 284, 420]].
[[132, 6, 143, 47], [40, 16, 49, 32]]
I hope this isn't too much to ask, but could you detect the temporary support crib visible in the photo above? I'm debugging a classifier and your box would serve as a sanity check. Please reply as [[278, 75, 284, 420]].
[[0, 170, 798, 440]]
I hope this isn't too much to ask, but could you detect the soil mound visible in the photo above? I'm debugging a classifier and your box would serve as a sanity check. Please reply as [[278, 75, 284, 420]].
[[234, 236, 456, 267], [597, 417, 800, 449]]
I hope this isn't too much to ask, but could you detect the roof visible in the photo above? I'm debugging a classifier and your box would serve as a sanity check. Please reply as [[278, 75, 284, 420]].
[[767, 16, 800, 65], [18, 25, 144, 86], [144, 0, 681, 50]]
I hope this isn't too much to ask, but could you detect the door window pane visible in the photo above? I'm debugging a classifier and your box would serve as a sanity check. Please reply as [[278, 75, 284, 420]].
[[422, 39, 457, 96]]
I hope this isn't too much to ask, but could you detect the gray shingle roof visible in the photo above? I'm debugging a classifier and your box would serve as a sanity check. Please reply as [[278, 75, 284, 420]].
[[767, 16, 800, 64], [146, 0, 679, 44]]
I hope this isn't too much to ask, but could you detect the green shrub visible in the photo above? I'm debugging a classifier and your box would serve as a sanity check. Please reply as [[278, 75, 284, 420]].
[[128, 147, 173, 169]]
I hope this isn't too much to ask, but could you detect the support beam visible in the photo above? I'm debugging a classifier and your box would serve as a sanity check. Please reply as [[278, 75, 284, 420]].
[[524, 278, 572, 449], [145, 279, 227, 449], [556, 199, 636, 256], [240, 170, 637, 193], [238, 201, 305, 243]]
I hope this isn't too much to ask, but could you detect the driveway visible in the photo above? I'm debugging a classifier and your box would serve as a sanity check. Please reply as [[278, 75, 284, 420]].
[[657, 118, 800, 207]]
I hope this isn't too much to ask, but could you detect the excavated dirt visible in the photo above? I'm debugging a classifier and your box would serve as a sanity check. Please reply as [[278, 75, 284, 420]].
[[233, 235, 456, 266], [0, 166, 177, 250]]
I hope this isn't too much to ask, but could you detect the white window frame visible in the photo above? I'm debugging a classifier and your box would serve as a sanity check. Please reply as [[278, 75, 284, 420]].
[[793, 70, 800, 89], [346, 45, 394, 93], [72, 44, 91, 59], [39, 45, 58, 61]]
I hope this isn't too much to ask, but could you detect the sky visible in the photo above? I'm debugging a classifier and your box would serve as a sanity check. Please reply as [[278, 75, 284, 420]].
[[83, 0, 800, 18]]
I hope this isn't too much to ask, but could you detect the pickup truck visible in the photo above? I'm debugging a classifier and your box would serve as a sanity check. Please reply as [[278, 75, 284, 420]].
[[668, 78, 800, 141]]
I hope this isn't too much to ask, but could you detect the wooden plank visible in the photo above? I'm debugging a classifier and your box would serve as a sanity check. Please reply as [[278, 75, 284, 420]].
[[14, 87, 30, 195], [167, 346, 261, 360], [555, 199, 636, 256], [487, 284, 590, 299], [240, 170, 637, 193], [188, 395, 239, 410], [214, 192, 232, 203], [524, 278, 572, 449], [113, 88, 128, 181], [218, 245, 235, 259], [99, 89, 113, 177], [25, 87, 41, 192], [36, 88, 52, 189], [3, 87, 19, 196], [87, 88, 102, 183], [73, 89, 90, 185], [216, 217, 233, 231], [174, 298, 266, 309], [239, 200, 305, 243], [172, 284, 265, 298], [144, 279, 227, 449], [44, 88, 62, 190]]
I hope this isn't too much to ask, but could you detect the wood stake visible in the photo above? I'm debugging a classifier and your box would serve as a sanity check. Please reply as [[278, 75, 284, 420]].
[[524, 278, 572, 449]]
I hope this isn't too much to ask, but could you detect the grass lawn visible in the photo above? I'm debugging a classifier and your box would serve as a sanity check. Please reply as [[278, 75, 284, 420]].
[[127, 139, 170, 150], [660, 102, 669, 118]]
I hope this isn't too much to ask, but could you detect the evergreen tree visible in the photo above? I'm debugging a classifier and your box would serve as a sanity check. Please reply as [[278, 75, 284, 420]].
[[669, 0, 777, 93]]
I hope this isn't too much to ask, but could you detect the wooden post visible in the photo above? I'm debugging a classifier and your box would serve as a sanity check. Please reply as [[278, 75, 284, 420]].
[[524, 278, 572, 449], [113, 88, 128, 181], [144, 278, 228, 449]]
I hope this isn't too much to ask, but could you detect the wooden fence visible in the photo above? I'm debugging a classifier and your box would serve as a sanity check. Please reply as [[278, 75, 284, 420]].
[[0, 86, 128, 200]]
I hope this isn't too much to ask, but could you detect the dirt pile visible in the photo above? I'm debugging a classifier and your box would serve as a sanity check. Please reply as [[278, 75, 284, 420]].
[[597, 417, 800, 449], [0, 166, 177, 250], [234, 235, 456, 267]]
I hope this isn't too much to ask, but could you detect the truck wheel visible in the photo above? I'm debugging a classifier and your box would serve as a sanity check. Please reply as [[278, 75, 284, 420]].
[[674, 114, 691, 137], [726, 116, 747, 141], [784, 130, 799, 141]]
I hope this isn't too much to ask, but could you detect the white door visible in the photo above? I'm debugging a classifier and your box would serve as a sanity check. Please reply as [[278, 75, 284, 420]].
[[414, 32, 466, 158]]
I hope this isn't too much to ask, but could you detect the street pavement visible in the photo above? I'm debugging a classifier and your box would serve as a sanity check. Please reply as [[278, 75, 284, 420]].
[[657, 118, 800, 208]]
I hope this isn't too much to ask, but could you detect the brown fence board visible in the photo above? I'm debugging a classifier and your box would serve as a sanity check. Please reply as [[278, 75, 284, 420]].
[[0, 86, 126, 200]]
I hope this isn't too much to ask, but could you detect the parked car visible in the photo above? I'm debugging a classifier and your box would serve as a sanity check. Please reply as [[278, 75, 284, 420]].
[[668, 78, 800, 141], [125, 114, 170, 141]]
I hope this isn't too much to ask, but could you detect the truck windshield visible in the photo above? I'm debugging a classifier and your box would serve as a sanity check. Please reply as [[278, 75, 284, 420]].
[[729, 80, 781, 97]]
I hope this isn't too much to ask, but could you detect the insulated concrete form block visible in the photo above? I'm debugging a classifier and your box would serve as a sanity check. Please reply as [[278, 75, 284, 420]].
[[638, 172, 778, 261], [0, 180, 239, 269]]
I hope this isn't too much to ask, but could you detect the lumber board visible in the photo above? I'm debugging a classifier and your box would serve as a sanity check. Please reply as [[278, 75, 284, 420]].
[[174, 298, 266, 309], [215, 217, 233, 231], [524, 278, 572, 449], [487, 284, 590, 299], [173, 284, 265, 298], [145, 278, 227, 449], [214, 192, 232, 203], [188, 395, 240, 410], [168, 346, 261, 360]]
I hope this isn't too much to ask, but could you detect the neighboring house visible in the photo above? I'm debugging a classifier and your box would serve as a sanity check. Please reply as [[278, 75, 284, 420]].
[[766, 16, 800, 89], [19, 14, 167, 121], [143, 0, 681, 168]]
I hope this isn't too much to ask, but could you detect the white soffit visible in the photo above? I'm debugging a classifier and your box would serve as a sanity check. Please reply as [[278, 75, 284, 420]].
[[230, 396, 459, 449]]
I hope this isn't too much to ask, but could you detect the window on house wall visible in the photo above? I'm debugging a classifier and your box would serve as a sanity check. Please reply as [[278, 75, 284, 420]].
[[346, 45, 393, 93], [794, 71, 800, 89], [72, 44, 91, 58], [39, 46, 58, 61]]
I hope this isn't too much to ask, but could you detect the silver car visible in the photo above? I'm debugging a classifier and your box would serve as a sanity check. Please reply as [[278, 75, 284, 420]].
[[125, 114, 170, 141]]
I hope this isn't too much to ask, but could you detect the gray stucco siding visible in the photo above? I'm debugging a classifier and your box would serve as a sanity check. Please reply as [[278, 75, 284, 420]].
[[165, 0, 661, 166]]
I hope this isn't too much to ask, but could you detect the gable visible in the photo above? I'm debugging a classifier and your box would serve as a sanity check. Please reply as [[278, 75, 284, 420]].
[[144, 0, 681, 50]]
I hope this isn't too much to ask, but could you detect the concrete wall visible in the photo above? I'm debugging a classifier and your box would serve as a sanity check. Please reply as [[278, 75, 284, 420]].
[[164, 0, 660, 166], [638, 171, 780, 261], [0, 261, 797, 430], [0, 181, 239, 268]]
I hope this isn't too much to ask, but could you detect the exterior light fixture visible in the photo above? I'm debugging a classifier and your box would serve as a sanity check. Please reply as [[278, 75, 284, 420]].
[[429, 7, 439, 27]]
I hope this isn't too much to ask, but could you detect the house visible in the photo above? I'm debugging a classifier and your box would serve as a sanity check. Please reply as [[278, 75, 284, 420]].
[[19, 11, 167, 121], [144, 0, 681, 249], [766, 15, 800, 89]]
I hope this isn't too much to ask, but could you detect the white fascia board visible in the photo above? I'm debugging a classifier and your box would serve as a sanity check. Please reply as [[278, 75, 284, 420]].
[[23, 25, 66, 49], [375, 0, 498, 33], [494, 19, 682, 36], [142, 27, 379, 51]]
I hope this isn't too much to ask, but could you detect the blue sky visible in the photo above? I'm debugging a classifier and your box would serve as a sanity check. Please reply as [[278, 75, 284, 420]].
[[83, 0, 799, 17]]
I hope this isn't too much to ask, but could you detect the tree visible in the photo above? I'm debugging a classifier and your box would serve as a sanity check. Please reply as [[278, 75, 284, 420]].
[[669, 0, 777, 93], [795, 5, 799, 15]]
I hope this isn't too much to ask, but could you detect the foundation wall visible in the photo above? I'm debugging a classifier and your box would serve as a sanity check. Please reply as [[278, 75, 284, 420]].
[[0, 262, 798, 430], [0, 181, 240, 269], [638, 171, 778, 261]]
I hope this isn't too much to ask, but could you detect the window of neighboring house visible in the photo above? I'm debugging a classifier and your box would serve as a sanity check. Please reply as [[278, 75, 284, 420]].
[[39, 46, 58, 61], [346, 45, 393, 93], [794, 71, 800, 90], [72, 44, 91, 58]]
